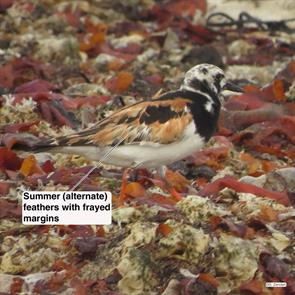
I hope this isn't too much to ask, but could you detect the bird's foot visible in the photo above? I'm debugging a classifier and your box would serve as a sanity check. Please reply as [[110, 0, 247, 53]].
[[156, 166, 189, 201], [118, 168, 132, 206], [168, 186, 183, 202]]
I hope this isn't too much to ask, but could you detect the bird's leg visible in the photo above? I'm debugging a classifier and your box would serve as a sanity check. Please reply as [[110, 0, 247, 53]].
[[156, 166, 183, 201], [157, 165, 167, 179], [118, 162, 142, 205], [118, 168, 131, 206]]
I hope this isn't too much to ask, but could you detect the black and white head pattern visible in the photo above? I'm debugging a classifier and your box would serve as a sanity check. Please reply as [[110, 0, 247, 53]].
[[181, 63, 226, 96]]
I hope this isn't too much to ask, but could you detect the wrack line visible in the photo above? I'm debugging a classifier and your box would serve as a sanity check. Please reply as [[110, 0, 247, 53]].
[[69, 134, 129, 191]]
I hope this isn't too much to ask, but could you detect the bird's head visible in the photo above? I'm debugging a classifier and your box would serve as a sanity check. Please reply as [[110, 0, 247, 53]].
[[181, 63, 243, 96]]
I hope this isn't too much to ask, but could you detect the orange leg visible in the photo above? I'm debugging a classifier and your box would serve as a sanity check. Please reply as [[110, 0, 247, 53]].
[[118, 165, 184, 206], [118, 168, 131, 206], [157, 166, 183, 201], [168, 186, 183, 202]]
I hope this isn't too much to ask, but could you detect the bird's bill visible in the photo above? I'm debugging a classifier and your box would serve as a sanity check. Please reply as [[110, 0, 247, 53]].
[[223, 81, 244, 93]]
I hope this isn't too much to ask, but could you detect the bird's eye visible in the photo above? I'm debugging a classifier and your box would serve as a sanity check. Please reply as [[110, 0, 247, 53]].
[[215, 73, 224, 81]]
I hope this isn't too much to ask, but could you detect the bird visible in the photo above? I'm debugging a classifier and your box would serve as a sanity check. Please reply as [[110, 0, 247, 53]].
[[6, 63, 242, 197], [31, 63, 242, 170]]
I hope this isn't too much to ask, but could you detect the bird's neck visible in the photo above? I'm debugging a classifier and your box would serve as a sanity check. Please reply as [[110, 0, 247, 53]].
[[184, 90, 221, 142], [181, 83, 219, 101], [180, 86, 221, 109], [156, 88, 221, 112]]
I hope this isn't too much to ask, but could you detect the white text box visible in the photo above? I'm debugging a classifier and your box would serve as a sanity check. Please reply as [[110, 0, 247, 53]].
[[22, 191, 112, 225]]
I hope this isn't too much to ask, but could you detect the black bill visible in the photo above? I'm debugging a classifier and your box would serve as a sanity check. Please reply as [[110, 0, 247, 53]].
[[223, 81, 244, 93]]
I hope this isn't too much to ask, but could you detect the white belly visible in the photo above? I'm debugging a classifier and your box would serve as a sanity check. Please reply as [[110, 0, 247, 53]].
[[50, 134, 204, 168]]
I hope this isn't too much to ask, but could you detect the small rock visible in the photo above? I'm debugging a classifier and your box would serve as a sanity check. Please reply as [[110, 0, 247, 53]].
[[94, 53, 123, 71], [74, 236, 106, 256], [63, 83, 109, 96], [240, 174, 267, 188], [240, 167, 295, 192], [163, 28, 180, 51], [189, 165, 216, 180], [228, 40, 256, 57], [182, 45, 224, 69], [36, 36, 80, 63]]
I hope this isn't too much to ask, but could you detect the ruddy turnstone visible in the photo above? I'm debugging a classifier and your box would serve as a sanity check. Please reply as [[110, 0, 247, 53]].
[[34, 64, 242, 169]]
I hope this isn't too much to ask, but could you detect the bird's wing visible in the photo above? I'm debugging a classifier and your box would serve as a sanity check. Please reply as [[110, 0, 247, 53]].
[[45, 97, 194, 147]]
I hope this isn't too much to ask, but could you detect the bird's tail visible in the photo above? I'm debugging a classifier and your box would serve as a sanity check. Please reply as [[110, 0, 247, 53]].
[[0, 132, 59, 152]]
